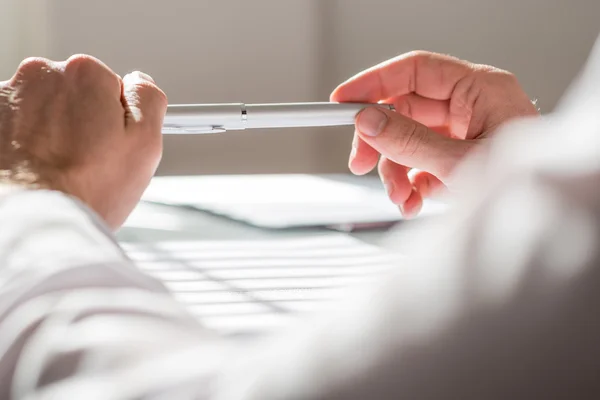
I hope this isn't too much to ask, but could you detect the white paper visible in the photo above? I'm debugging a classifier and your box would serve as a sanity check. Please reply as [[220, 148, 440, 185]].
[[141, 175, 447, 228]]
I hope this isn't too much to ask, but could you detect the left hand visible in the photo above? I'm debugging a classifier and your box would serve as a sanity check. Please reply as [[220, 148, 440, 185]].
[[0, 55, 167, 229]]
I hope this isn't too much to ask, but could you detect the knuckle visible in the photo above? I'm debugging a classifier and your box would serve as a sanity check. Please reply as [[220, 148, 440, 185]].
[[451, 74, 481, 115], [64, 54, 120, 87], [64, 54, 101, 74], [131, 70, 155, 84], [405, 51, 434, 82], [15, 57, 54, 78], [497, 70, 521, 89], [65, 54, 102, 70], [391, 119, 428, 159], [462, 66, 526, 111], [476, 64, 517, 86], [406, 50, 461, 69], [132, 80, 168, 106], [12, 58, 64, 90], [405, 50, 433, 61]]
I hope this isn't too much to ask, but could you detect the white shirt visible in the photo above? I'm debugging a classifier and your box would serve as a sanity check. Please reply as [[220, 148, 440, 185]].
[[1, 40, 599, 399]]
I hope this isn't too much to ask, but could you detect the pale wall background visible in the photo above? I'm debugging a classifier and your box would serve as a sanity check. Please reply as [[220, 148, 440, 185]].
[[2, 0, 599, 175]]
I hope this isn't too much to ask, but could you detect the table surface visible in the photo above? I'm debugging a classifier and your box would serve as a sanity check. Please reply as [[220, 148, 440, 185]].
[[114, 174, 429, 338], [116, 174, 400, 246]]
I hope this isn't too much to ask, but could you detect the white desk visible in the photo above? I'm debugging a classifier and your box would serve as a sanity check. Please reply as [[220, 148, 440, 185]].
[[116, 174, 400, 246]]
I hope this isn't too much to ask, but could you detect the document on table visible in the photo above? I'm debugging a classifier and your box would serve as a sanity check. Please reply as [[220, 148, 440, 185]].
[[141, 174, 447, 229], [122, 234, 398, 337]]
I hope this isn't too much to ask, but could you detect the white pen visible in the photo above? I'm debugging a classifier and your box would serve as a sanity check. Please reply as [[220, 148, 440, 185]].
[[162, 102, 395, 134]]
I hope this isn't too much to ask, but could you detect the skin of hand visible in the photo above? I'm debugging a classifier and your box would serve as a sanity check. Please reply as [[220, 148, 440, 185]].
[[331, 51, 540, 218], [0, 55, 167, 230]]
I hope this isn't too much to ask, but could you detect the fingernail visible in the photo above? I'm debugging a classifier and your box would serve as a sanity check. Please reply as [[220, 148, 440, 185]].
[[357, 107, 388, 137]]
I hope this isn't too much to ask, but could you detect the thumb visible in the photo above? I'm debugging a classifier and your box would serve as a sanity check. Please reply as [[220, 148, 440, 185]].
[[122, 71, 168, 130], [355, 107, 475, 181]]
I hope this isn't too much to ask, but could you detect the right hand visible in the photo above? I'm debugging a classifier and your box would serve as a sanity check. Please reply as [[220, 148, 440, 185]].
[[331, 51, 539, 218]]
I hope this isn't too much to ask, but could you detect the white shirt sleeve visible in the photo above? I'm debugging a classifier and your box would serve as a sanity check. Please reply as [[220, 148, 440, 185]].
[[0, 190, 232, 399], [1, 39, 600, 400]]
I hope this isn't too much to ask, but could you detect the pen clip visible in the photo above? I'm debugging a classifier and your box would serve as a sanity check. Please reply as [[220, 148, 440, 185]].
[[162, 126, 226, 134]]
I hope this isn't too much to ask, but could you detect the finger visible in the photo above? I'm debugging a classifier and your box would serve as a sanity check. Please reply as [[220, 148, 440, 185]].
[[377, 157, 412, 206], [386, 93, 450, 130], [7, 57, 59, 86], [409, 170, 446, 199], [355, 106, 475, 181], [400, 188, 423, 219], [122, 71, 168, 130], [331, 51, 474, 102], [61, 54, 122, 98], [349, 132, 379, 175]]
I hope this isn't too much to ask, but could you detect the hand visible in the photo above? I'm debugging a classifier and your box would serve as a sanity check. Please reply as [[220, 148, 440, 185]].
[[331, 51, 539, 218], [0, 55, 167, 229]]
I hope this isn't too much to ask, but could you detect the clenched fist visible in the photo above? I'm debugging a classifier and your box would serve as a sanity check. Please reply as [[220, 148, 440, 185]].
[[0, 55, 167, 229]]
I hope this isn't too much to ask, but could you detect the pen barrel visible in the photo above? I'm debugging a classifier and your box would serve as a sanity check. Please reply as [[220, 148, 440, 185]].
[[163, 104, 244, 133], [245, 103, 392, 129], [162, 102, 394, 134]]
